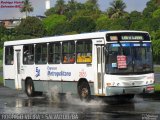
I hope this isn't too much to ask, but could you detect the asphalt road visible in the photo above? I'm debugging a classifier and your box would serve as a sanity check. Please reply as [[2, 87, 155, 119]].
[[0, 86, 160, 120], [0, 72, 160, 120]]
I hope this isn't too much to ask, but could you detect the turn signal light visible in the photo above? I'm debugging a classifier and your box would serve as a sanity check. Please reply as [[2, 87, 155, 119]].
[[106, 83, 111, 86]]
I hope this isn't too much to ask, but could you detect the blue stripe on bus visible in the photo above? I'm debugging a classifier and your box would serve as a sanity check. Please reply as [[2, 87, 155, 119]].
[[111, 43, 151, 47]]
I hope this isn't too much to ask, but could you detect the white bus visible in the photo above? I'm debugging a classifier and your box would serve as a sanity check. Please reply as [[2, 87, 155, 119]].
[[3, 31, 154, 100]]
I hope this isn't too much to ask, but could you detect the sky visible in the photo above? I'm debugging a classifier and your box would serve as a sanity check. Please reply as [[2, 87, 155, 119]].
[[0, 0, 150, 19]]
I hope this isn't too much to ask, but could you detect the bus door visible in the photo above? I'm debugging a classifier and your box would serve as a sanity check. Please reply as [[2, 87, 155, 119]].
[[14, 47, 22, 90], [94, 39, 105, 95]]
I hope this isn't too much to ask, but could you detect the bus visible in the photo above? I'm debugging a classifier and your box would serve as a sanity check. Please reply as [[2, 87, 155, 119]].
[[3, 31, 154, 100]]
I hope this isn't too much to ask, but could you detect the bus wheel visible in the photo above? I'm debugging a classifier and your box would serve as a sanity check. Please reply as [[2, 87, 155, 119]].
[[25, 79, 35, 97], [78, 81, 91, 101]]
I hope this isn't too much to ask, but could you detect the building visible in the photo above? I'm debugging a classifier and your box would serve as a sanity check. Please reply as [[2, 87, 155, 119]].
[[0, 19, 21, 29]]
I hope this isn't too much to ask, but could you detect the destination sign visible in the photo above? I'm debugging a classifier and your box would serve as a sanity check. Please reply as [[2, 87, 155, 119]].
[[121, 36, 143, 40], [106, 32, 150, 41]]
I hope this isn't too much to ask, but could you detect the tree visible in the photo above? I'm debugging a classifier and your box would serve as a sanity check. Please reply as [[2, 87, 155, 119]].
[[107, 0, 126, 19], [20, 0, 33, 17], [45, 7, 56, 16], [65, 0, 80, 20], [143, 0, 158, 18], [43, 14, 67, 35], [85, 0, 99, 11], [152, 40, 160, 64], [67, 0, 77, 12], [156, 0, 160, 5], [70, 16, 96, 33], [16, 17, 45, 37], [55, 0, 67, 15], [129, 11, 142, 29], [96, 14, 111, 30], [152, 8, 160, 18]]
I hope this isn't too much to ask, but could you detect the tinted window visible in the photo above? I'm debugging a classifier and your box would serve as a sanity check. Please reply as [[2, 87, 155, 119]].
[[48, 42, 61, 64], [76, 40, 92, 63], [62, 41, 75, 64], [23, 44, 34, 64], [35, 43, 47, 64], [5, 46, 14, 65]]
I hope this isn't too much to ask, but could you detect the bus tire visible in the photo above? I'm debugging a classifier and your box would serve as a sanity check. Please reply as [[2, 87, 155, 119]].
[[25, 79, 35, 97], [78, 81, 91, 101]]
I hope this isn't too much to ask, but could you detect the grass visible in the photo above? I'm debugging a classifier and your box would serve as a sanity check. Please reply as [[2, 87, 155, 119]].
[[154, 84, 160, 92], [0, 76, 3, 86], [0, 60, 2, 86], [154, 66, 160, 73], [0, 60, 2, 71]]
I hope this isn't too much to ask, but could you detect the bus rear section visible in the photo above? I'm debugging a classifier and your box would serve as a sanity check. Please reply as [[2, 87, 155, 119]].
[[3, 45, 23, 90]]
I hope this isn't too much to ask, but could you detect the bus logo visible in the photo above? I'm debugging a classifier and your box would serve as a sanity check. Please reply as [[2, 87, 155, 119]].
[[35, 67, 40, 77]]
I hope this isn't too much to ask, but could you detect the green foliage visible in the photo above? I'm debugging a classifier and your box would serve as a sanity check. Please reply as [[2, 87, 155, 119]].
[[129, 11, 142, 23], [143, 0, 158, 18], [154, 84, 160, 92], [0, 76, 3, 86], [96, 14, 130, 30], [152, 8, 160, 18], [54, 0, 67, 15], [96, 14, 110, 30], [16, 16, 45, 37], [152, 40, 160, 64], [85, 0, 99, 11], [154, 66, 160, 73], [70, 16, 96, 33], [110, 17, 130, 30], [65, 1, 85, 20], [107, 0, 127, 19], [45, 7, 56, 16], [0, 48, 3, 60], [43, 14, 67, 36], [0, 28, 17, 48]]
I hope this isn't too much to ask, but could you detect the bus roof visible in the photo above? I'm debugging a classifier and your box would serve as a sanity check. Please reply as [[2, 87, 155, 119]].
[[4, 30, 149, 46]]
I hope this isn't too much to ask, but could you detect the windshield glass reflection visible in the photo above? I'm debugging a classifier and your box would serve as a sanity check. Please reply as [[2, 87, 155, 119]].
[[106, 43, 153, 74]]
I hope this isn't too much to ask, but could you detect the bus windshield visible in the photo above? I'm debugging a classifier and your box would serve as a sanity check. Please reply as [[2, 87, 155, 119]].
[[105, 42, 153, 74]]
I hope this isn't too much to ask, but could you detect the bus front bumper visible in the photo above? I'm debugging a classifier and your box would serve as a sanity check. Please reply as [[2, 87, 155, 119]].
[[106, 85, 154, 96]]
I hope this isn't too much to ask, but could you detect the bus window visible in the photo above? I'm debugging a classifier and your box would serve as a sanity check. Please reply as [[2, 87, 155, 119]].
[[35, 43, 47, 64], [76, 40, 92, 63], [23, 44, 34, 64], [48, 42, 61, 64], [5, 46, 14, 65], [62, 41, 75, 64]]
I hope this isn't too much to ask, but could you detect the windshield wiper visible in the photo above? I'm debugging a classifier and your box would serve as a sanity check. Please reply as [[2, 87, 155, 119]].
[[117, 41, 124, 55]]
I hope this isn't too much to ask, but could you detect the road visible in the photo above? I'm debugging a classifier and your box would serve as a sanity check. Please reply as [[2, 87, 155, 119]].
[[0, 73, 160, 120], [0, 87, 160, 120]]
